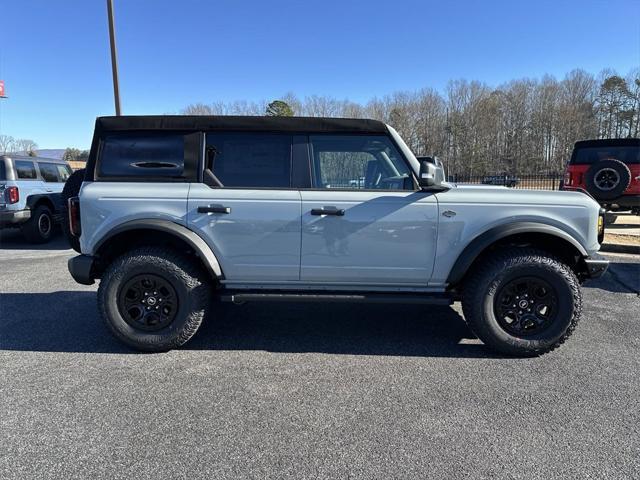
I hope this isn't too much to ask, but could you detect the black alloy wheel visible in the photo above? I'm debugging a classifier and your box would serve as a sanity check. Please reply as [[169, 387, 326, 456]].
[[494, 276, 558, 337], [593, 168, 620, 191], [117, 274, 179, 331], [37, 211, 52, 237]]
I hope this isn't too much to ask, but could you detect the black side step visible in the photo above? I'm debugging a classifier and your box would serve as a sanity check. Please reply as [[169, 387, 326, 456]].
[[220, 291, 452, 305]]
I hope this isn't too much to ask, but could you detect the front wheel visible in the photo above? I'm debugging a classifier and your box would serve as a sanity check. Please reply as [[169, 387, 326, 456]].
[[98, 247, 211, 352], [462, 248, 582, 356]]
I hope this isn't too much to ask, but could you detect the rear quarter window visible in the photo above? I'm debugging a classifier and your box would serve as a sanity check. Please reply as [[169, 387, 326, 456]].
[[15, 160, 37, 179], [98, 133, 187, 179]]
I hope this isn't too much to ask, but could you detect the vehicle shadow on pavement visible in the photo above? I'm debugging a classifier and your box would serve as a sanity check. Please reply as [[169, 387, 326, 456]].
[[0, 292, 499, 358], [0, 229, 71, 251], [189, 300, 497, 358], [583, 262, 640, 294]]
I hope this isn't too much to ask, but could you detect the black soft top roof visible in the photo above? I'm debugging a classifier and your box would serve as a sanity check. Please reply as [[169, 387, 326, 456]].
[[95, 115, 388, 134], [574, 138, 639, 148]]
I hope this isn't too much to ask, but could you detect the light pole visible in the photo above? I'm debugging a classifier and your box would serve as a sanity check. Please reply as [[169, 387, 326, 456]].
[[106, 0, 121, 115]]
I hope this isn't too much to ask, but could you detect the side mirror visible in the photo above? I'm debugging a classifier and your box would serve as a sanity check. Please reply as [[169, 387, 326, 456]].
[[418, 161, 442, 188]]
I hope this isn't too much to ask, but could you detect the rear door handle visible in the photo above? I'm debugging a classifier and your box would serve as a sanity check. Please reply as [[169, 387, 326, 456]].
[[198, 205, 231, 214], [311, 207, 345, 216]]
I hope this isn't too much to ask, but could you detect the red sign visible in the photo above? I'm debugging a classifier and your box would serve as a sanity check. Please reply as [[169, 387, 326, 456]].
[[0, 80, 5, 97]]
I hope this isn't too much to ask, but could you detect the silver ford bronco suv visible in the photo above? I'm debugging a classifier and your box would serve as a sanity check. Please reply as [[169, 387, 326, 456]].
[[1, 155, 73, 243], [66, 116, 608, 356]]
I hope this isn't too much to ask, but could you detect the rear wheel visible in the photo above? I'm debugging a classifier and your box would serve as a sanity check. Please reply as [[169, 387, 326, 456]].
[[98, 247, 211, 352], [462, 248, 582, 356], [22, 205, 54, 243]]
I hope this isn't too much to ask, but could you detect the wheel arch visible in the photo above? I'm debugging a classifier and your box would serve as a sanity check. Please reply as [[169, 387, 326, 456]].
[[26, 194, 58, 213], [446, 222, 589, 288], [92, 219, 223, 280]]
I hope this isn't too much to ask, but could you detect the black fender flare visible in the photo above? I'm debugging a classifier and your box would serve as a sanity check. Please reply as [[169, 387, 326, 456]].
[[446, 222, 588, 286], [26, 193, 63, 213], [93, 219, 224, 279]]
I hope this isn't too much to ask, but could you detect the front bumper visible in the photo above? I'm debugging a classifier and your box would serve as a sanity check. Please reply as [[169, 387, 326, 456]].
[[68, 255, 96, 285], [583, 254, 609, 279], [0, 208, 31, 227]]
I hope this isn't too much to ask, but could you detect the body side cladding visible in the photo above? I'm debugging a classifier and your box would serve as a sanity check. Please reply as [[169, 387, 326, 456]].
[[446, 222, 589, 286], [93, 219, 223, 279]]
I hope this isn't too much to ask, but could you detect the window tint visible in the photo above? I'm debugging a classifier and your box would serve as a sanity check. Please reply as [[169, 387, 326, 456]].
[[39, 163, 61, 182], [57, 164, 72, 181], [573, 146, 640, 165], [310, 135, 413, 190], [206, 133, 291, 188], [15, 160, 37, 179], [99, 134, 185, 178], [0, 161, 5, 181]]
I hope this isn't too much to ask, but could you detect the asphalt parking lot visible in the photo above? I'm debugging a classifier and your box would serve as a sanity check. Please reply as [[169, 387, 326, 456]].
[[1, 230, 639, 479]]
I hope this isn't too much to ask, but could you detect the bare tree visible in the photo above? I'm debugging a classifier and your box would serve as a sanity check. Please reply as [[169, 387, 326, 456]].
[[13, 139, 38, 156], [0, 135, 15, 154], [179, 65, 639, 176]]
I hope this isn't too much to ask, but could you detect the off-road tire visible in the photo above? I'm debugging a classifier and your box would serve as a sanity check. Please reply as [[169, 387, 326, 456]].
[[21, 205, 54, 243], [61, 168, 85, 253], [98, 247, 211, 352], [462, 248, 582, 357], [585, 159, 631, 201]]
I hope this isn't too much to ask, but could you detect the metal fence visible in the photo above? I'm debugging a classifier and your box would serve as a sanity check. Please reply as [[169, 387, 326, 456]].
[[448, 173, 563, 191]]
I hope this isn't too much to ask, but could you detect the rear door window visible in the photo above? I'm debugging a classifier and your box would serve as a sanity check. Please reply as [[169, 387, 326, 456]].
[[98, 133, 186, 179], [206, 133, 292, 188], [15, 160, 37, 179], [38, 163, 62, 182]]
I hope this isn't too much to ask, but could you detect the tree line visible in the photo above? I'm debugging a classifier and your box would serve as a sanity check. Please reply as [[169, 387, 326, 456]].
[[183, 68, 639, 175], [0, 135, 38, 156]]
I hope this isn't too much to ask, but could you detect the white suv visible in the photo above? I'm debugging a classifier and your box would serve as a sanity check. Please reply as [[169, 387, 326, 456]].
[[0, 155, 72, 243], [66, 116, 608, 356]]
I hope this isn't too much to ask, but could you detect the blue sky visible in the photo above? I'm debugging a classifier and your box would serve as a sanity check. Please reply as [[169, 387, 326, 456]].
[[1, 0, 639, 149]]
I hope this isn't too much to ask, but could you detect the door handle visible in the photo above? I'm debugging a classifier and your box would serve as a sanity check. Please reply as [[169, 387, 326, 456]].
[[311, 207, 345, 216], [198, 205, 231, 214]]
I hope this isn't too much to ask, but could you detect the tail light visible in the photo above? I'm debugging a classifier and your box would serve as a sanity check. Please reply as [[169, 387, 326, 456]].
[[563, 171, 571, 186], [597, 208, 605, 244], [4, 186, 19, 204], [68, 196, 81, 236]]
